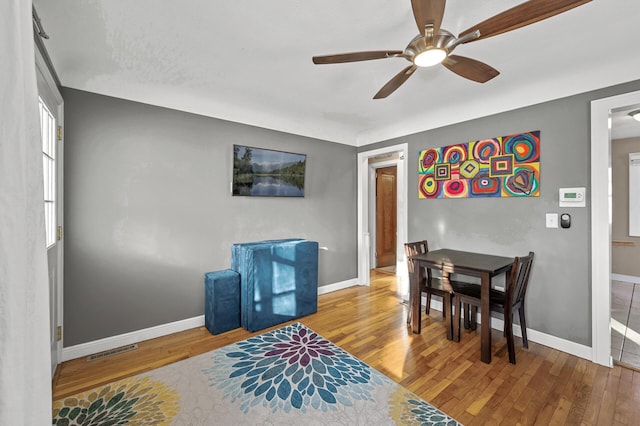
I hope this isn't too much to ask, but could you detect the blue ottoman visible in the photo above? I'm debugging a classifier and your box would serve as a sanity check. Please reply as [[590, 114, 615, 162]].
[[204, 269, 241, 335], [232, 239, 318, 332], [231, 239, 303, 272]]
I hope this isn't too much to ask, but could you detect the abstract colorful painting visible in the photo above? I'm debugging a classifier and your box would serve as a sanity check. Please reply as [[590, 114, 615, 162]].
[[418, 131, 540, 199]]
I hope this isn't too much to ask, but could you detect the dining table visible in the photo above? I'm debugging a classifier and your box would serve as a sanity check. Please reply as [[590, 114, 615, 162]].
[[408, 248, 515, 364]]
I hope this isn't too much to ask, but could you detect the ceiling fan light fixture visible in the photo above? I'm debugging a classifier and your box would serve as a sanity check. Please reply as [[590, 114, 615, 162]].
[[629, 110, 640, 122], [312, 0, 592, 98], [413, 48, 447, 67]]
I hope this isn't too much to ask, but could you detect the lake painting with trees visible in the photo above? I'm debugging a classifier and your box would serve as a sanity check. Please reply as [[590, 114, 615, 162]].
[[232, 145, 306, 197]]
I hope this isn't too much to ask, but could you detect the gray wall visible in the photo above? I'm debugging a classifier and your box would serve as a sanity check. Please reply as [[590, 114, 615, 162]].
[[612, 137, 640, 276], [62, 88, 357, 346], [360, 80, 640, 347]]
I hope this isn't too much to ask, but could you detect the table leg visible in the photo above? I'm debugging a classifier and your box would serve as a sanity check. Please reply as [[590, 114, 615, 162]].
[[480, 272, 492, 363], [410, 260, 422, 334], [442, 271, 453, 340]]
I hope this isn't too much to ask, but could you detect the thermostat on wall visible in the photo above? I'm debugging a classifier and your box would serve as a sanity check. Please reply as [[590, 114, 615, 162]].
[[559, 187, 586, 207]]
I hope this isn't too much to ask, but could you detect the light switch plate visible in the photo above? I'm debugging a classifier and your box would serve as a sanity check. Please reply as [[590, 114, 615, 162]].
[[546, 213, 558, 228]]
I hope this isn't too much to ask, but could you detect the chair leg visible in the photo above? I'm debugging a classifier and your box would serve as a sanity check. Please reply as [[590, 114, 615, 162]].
[[453, 296, 461, 342], [441, 295, 446, 319], [519, 306, 529, 348], [505, 313, 516, 364], [444, 293, 453, 340], [425, 293, 432, 315], [463, 303, 471, 330], [469, 305, 477, 331]]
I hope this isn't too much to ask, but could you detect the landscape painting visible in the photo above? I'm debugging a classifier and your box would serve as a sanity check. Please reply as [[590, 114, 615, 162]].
[[232, 145, 306, 197]]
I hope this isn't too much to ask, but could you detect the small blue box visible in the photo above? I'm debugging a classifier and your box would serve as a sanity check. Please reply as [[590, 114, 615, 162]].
[[204, 269, 241, 335]]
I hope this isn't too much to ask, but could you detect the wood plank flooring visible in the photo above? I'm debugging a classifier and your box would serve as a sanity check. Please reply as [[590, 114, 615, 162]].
[[611, 280, 640, 368], [52, 271, 640, 424]]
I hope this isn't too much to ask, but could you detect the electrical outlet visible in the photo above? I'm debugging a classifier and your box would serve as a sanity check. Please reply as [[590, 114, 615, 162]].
[[546, 213, 558, 228]]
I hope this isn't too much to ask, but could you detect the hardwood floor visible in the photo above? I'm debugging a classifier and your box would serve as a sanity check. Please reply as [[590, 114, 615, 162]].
[[53, 271, 640, 425], [611, 280, 640, 369]]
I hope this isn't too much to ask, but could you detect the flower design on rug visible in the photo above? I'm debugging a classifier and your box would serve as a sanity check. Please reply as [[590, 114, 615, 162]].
[[388, 387, 461, 425], [406, 399, 460, 425], [204, 322, 385, 414], [52, 376, 180, 425], [264, 326, 335, 367]]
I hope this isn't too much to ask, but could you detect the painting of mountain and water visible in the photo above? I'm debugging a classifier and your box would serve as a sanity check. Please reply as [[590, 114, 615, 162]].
[[232, 145, 306, 197]]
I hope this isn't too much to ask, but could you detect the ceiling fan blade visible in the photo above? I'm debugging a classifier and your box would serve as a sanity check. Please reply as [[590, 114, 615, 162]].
[[313, 51, 403, 64], [373, 65, 417, 99], [411, 0, 447, 36], [442, 55, 499, 83], [459, 0, 591, 42]]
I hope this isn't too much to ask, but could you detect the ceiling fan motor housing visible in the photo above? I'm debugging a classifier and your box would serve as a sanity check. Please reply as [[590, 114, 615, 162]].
[[404, 30, 457, 65]]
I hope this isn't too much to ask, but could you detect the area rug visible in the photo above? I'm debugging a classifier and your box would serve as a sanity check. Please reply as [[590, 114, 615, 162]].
[[53, 322, 461, 425]]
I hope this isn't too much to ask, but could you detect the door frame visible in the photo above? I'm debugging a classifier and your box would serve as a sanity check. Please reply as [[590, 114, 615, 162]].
[[35, 46, 64, 375], [357, 143, 408, 286], [591, 89, 640, 367]]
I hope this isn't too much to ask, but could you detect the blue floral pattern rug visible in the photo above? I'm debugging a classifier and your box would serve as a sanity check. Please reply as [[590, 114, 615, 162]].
[[53, 323, 461, 425]]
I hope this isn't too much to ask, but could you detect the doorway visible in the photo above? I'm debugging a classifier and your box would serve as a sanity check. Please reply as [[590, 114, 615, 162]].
[[591, 89, 640, 367], [609, 111, 640, 368], [356, 143, 408, 288], [375, 165, 397, 270]]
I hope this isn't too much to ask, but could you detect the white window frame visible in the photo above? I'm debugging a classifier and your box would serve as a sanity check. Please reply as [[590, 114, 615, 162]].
[[39, 98, 57, 248]]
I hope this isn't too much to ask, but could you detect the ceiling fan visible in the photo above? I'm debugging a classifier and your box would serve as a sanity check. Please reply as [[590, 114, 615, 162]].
[[312, 0, 592, 99]]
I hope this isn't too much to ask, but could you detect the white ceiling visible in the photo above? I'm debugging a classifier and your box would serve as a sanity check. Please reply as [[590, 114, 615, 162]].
[[612, 107, 640, 141], [33, 0, 640, 146]]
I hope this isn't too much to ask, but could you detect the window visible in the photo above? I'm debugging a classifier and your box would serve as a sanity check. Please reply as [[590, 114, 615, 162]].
[[39, 97, 56, 248], [630, 153, 640, 236]]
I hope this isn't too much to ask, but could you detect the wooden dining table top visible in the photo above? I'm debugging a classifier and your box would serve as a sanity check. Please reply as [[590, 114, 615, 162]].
[[409, 248, 514, 275]]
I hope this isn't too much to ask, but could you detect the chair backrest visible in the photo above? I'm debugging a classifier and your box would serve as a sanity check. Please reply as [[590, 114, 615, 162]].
[[505, 251, 535, 308], [403, 240, 431, 279]]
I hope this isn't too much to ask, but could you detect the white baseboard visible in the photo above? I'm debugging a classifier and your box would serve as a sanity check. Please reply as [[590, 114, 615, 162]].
[[317, 278, 359, 295], [421, 299, 592, 361], [62, 278, 361, 361], [486, 316, 592, 361], [611, 273, 640, 284], [62, 315, 205, 362]]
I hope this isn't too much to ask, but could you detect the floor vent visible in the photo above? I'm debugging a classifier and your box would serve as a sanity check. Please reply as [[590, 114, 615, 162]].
[[87, 343, 138, 361]]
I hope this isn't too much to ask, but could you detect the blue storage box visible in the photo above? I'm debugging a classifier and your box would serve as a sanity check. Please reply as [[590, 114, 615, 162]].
[[231, 238, 303, 272], [204, 269, 241, 335], [232, 239, 318, 332]]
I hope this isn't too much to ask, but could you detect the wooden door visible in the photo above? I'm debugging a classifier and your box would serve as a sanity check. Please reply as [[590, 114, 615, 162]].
[[376, 166, 397, 267]]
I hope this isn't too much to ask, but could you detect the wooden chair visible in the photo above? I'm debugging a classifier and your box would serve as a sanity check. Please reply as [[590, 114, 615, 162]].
[[452, 251, 535, 364], [404, 240, 455, 338]]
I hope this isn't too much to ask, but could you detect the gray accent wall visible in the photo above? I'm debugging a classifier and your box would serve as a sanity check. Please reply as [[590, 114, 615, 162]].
[[360, 80, 640, 347], [62, 88, 357, 346]]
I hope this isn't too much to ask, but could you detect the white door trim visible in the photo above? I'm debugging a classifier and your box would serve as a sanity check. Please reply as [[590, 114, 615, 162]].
[[35, 46, 64, 376], [590, 89, 640, 367], [357, 143, 408, 286]]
